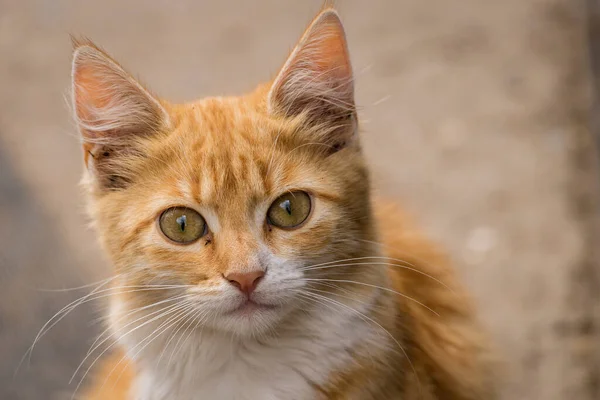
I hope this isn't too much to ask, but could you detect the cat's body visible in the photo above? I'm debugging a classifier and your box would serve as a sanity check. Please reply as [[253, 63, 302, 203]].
[[73, 7, 495, 400]]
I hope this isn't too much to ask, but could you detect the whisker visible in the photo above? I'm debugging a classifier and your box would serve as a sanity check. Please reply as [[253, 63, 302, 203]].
[[71, 302, 193, 399], [87, 292, 190, 332], [167, 307, 207, 367], [101, 304, 196, 395], [157, 306, 205, 367], [27, 285, 191, 356], [301, 286, 385, 311], [71, 300, 188, 384], [80, 293, 190, 378], [155, 311, 192, 367], [16, 275, 120, 376], [356, 238, 456, 286], [300, 257, 452, 292], [36, 275, 116, 292], [302, 278, 439, 316]]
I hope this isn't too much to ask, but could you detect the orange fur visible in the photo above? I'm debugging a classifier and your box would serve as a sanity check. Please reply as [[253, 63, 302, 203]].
[[73, 7, 496, 400], [83, 350, 133, 400]]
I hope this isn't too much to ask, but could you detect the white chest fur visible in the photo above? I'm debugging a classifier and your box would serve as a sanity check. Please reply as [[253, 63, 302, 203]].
[[121, 302, 383, 400]]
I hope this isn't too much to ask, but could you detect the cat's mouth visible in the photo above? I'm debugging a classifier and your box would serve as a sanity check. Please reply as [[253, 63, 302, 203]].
[[226, 299, 278, 316]]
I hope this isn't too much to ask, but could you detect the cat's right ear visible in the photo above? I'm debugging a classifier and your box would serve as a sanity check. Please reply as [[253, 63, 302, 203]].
[[71, 39, 169, 189], [267, 9, 356, 150]]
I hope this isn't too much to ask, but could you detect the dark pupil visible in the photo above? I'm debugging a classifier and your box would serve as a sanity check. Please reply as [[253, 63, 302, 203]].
[[280, 199, 292, 216], [176, 215, 187, 232]]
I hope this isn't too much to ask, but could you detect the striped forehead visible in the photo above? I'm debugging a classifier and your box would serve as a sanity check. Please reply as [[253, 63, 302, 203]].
[[196, 148, 268, 203], [168, 99, 287, 210]]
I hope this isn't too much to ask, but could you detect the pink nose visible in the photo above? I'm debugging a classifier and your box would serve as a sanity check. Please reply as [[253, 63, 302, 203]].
[[225, 270, 265, 295]]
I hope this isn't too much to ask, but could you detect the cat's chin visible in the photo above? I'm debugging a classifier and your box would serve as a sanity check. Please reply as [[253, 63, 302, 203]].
[[209, 302, 291, 337], [225, 299, 279, 316]]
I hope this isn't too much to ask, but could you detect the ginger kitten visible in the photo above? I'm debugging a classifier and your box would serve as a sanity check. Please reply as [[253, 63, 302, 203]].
[[73, 7, 496, 400]]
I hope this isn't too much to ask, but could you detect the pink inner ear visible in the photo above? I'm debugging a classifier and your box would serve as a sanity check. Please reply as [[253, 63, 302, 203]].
[[73, 64, 108, 165], [75, 65, 109, 109], [299, 13, 352, 80], [73, 64, 113, 139], [72, 45, 168, 144]]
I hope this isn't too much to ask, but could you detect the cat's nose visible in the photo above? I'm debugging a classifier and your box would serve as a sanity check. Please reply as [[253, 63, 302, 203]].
[[224, 270, 265, 296]]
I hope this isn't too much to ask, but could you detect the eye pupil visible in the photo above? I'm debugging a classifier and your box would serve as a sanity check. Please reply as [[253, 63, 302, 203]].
[[281, 199, 292, 215], [176, 215, 187, 232]]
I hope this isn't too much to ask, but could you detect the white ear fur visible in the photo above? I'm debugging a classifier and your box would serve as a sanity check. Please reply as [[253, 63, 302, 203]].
[[71, 43, 169, 147], [267, 9, 354, 120]]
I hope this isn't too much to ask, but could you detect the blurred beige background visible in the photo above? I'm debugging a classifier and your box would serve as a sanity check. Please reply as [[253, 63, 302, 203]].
[[1, 0, 599, 399]]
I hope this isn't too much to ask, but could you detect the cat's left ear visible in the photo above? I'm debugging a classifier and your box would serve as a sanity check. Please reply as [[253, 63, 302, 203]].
[[71, 39, 170, 169], [71, 39, 171, 190], [268, 9, 356, 148]]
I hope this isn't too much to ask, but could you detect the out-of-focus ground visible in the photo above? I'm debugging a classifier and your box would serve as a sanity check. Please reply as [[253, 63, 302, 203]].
[[0, 0, 598, 399]]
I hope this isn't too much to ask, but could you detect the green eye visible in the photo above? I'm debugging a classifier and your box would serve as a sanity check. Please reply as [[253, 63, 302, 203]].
[[267, 191, 311, 229], [159, 207, 206, 244]]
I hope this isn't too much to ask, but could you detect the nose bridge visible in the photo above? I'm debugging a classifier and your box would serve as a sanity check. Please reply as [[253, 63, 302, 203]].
[[217, 226, 262, 274]]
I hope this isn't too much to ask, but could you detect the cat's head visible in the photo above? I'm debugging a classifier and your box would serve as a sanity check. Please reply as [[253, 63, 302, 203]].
[[72, 9, 377, 336]]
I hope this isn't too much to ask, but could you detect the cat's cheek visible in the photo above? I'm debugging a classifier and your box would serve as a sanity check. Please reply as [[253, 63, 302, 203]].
[[272, 230, 336, 261], [257, 261, 305, 300]]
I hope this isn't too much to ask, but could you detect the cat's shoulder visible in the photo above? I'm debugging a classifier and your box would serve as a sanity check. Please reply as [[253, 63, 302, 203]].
[[373, 197, 498, 399], [83, 349, 133, 400], [372, 197, 457, 286]]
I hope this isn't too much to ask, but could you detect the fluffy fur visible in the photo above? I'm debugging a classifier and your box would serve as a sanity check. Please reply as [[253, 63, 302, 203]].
[[74, 7, 496, 400]]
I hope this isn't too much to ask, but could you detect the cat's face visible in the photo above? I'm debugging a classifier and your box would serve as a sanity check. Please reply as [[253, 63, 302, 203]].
[[74, 10, 375, 336], [95, 96, 372, 336]]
